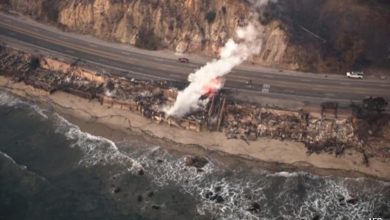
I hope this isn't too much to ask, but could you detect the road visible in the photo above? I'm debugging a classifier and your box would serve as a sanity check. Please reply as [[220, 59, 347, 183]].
[[0, 12, 389, 108]]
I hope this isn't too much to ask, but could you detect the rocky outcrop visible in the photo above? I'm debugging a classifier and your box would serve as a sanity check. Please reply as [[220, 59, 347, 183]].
[[1, 0, 389, 73]]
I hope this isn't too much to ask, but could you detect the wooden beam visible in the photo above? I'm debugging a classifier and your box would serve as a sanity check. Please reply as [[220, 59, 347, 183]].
[[216, 97, 227, 131]]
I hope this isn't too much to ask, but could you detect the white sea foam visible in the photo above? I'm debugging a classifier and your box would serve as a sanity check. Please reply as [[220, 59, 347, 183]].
[[132, 147, 270, 219], [52, 113, 142, 170], [267, 171, 301, 177], [0, 91, 49, 119], [0, 91, 26, 107], [0, 151, 16, 164], [126, 146, 389, 219], [30, 105, 49, 119]]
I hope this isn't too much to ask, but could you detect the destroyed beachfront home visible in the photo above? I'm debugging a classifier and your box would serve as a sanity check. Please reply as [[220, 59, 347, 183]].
[[1, 46, 389, 162]]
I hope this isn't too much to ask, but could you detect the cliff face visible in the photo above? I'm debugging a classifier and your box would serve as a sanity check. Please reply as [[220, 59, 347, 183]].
[[56, 0, 248, 54], [1, 0, 389, 73]]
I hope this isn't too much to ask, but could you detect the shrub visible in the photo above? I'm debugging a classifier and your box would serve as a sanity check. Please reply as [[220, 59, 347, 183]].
[[28, 56, 40, 71], [135, 28, 160, 50]]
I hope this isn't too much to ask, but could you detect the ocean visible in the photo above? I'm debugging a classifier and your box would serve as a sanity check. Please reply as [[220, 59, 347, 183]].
[[0, 90, 389, 220]]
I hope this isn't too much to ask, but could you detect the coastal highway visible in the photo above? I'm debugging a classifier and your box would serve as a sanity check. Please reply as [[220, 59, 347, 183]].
[[0, 12, 389, 107]]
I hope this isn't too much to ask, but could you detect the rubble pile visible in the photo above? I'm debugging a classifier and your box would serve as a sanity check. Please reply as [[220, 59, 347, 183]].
[[223, 103, 362, 154], [1, 47, 387, 159], [0, 47, 211, 131], [0, 49, 32, 77]]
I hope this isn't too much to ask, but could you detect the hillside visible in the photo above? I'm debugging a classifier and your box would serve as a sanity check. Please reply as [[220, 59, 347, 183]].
[[1, 0, 389, 73]]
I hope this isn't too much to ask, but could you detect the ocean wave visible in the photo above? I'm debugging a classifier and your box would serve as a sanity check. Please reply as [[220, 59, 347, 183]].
[[0, 151, 17, 164], [0, 90, 49, 119], [266, 171, 302, 178], [0, 90, 139, 170], [0, 90, 26, 107], [127, 146, 390, 220], [52, 113, 142, 170], [131, 147, 267, 219]]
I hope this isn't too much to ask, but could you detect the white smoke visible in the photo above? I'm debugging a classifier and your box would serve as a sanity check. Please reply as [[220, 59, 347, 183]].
[[166, 23, 264, 117], [250, 0, 278, 8]]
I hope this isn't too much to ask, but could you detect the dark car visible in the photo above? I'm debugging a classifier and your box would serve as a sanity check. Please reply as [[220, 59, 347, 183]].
[[178, 57, 190, 63]]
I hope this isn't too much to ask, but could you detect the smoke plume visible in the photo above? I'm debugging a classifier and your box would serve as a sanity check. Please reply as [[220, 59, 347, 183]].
[[165, 0, 279, 117], [166, 23, 263, 117], [249, 0, 278, 8]]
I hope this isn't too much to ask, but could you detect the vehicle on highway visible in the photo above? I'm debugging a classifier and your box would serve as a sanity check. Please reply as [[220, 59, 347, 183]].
[[245, 80, 252, 85], [178, 57, 190, 63], [346, 71, 364, 79]]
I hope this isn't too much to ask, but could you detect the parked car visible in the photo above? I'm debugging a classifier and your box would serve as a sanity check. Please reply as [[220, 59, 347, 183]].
[[346, 71, 364, 79], [178, 57, 190, 63]]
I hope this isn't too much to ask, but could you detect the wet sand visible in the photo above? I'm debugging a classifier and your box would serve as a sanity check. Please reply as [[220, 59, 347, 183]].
[[1, 76, 389, 181]]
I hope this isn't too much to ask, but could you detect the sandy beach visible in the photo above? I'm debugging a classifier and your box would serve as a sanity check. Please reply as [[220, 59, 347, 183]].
[[1, 75, 389, 181]]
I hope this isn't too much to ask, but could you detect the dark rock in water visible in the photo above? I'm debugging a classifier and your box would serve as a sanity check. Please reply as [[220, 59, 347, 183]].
[[204, 191, 213, 199], [148, 191, 154, 198], [137, 195, 143, 203], [156, 159, 163, 163], [211, 195, 224, 203], [151, 205, 160, 210], [112, 187, 121, 194], [377, 204, 390, 218], [312, 214, 321, 220], [346, 198, 358, 205], [196, 168, 204, 173], [246, 202, 261, 213], [138, 169, 144, 176], [184, 155, 208, 168], [214, 186, 222, 192], [337, 194, 345, 202]]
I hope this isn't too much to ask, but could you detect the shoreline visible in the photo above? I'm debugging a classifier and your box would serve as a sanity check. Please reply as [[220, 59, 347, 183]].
[[1, 76, 389, 181]]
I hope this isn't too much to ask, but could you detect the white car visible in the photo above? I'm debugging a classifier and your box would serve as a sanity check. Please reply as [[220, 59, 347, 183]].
[[346, 71, 364, 79]]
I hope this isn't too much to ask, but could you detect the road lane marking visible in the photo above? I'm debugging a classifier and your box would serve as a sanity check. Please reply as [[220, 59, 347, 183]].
[[300, 79, 313, 82], [88, 43, 98, 48], [284, 89, 295, 93], [261, 84, 271, 94], [152, 57, 165, 62]]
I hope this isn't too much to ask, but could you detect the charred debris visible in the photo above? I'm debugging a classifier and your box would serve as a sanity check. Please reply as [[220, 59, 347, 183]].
[[0, 47, 389, 162]]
